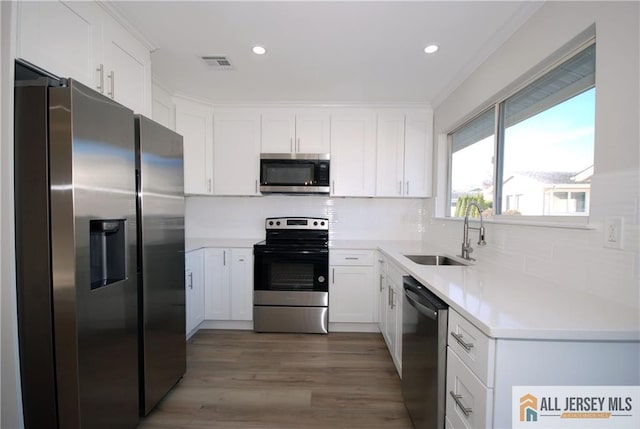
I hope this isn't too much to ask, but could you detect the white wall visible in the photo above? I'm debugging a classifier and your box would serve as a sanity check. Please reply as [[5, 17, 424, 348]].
[[428, 1, 639, 307], [1, 1, 23, 428], [187, 196, 426, 241]]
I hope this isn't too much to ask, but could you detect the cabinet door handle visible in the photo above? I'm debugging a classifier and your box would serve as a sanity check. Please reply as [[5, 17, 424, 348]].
[[391, 289, 396, 309], [406, 181, 409, 196], [388, 286, 392, 307], [344, 257, 359, 260], [398, 181, 402, 195], [96, 64, 104, 94], [290, 138, 293, 153], [449, 391, 472, 416], [239, 258, 245, 262], [223, 250, 226, 266], [331, 180, 335, 194], [107, 70, 115, 99], [379, 274, 383, 292], [332, 268, 335, 284], [451, 332, 474, 351], [188, 272, 193, 289], [255, 179, 258, 194], [208, 178, 212, 193]]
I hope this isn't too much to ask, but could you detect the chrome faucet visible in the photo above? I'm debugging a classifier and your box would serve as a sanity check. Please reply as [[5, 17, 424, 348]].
[[460, 201, 486, 261]]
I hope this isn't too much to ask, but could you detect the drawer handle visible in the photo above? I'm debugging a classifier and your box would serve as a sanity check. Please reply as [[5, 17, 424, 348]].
[[344, 257, 359, 260], [449, 391, 472, 417], [451, 332, 474, 351]]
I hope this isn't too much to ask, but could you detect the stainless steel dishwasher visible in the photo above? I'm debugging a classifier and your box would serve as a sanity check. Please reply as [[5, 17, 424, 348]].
[[402, 276, 448, 429]]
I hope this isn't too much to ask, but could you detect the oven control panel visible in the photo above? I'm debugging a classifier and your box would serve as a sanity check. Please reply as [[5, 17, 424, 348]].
[[265, 217, 328, 230]]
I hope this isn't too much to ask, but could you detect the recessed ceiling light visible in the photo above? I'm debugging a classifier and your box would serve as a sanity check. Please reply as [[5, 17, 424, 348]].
[[424, 44, 439, 54], [252, 46, 267, 55]]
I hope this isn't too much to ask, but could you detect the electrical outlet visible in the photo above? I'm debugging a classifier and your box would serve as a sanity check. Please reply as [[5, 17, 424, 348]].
[[604, 217, 623, 249]]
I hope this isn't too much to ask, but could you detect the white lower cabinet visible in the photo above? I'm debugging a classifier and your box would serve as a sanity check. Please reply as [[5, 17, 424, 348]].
[[329, 250, 376, 323], [446, 347, 493, 429], [376, 254, 387, 333], [444, 308, 638, 428], [446, 308, 495, 429], [377, 256, 404, 376], [204, 247, 253, 322], [185, 249, 205, 335], [229, 248, 254, 320]]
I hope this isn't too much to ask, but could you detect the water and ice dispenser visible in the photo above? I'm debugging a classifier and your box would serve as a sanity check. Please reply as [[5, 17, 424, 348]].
[[90, 220, 126, 289]]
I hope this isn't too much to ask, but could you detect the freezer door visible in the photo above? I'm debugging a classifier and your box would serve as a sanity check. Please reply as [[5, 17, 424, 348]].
[[136, 115, 186, 415], [49, 80, 139, 429]]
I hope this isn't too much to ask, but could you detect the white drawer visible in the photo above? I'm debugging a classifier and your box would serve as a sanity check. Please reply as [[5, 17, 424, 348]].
[[330, 249, 374, 266], [446, 347, 493, 429], [448, 309, 495, 387]]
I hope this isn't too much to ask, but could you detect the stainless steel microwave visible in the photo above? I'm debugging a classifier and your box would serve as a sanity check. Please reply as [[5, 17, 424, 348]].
[[260, 153, 330, 194]]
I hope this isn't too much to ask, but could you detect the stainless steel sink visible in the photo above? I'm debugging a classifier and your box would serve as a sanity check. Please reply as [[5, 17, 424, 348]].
[[404, 254, 468, 266]]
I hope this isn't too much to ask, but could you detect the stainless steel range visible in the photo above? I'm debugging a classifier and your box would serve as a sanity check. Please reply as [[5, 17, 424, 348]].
[[253, 217, 329, 334]]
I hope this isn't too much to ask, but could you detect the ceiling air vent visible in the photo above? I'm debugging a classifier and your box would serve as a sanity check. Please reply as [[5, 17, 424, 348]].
[[201, 56, 234, 70]]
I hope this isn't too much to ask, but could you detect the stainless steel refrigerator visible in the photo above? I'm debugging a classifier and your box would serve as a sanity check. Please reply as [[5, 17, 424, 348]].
[[135, 115, 186, 416], [15, 61, 185, 428]]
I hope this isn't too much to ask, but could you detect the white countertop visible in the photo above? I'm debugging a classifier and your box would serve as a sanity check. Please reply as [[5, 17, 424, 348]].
[[185, 237, 262, 252], [185, 237, 639, 341], [377, 242, 640, 342]]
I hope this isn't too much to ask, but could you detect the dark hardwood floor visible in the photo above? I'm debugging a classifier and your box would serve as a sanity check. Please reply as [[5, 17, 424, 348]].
[[139, 330, 413, 428]]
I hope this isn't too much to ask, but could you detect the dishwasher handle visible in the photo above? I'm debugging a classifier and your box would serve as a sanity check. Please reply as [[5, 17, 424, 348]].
[[404, 288, 438, 320]]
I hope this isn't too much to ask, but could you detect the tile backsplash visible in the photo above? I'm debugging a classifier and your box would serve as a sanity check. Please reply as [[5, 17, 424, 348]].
[[422, 169, 640, 308], [186, 195, 426, 241]]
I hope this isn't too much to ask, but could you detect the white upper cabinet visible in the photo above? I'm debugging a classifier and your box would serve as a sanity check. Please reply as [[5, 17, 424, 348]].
[[376, 110, 406, 196], [16, 1, 152, 116], [101, 17, 151, 116], [376, 108, 433, 197], [261, 110, 296, 153], [213, 109, 261, 196], [296, 110, 331, 153], [404, 109, 433, 197], [17, 1, 103, 89], [174, 97, 214, 195], [261, 109, 330, 154], [330, 109, 376, 196]]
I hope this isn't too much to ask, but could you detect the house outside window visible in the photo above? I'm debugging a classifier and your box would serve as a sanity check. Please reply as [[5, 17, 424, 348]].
[[449, 42, 595, 219]]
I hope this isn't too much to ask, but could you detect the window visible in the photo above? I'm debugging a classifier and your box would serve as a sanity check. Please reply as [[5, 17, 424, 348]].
[[449, 42, 595, 218], [450, 109, 495, 217]]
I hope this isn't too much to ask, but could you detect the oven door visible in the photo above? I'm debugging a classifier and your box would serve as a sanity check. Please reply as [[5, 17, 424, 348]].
[[254, 247, 328, 306]]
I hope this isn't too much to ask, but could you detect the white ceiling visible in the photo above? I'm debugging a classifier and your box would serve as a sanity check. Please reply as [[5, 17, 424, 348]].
[[111, 1, 542, 105]]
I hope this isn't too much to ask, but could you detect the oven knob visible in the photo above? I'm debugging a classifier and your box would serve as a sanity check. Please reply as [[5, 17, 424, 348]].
[[314, 221, 318, 226], [318, 276, 325, 283], [276, 221, 281, 226], [269, 221, 274, 226], [321, 221, 325, 226]]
